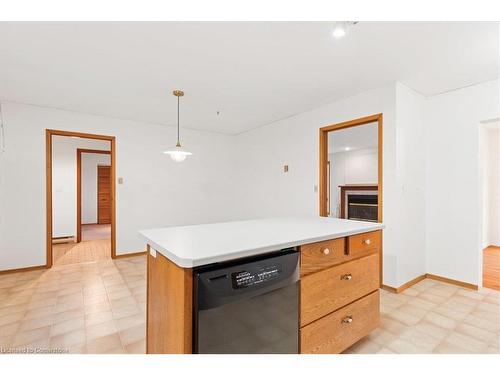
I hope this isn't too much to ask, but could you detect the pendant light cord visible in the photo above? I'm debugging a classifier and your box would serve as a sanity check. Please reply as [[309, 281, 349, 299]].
[[177, 95, 180, 146], [0, 101, 5, 154]]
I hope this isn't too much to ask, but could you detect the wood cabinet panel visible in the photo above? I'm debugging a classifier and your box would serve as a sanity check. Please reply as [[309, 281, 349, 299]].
[[300, 253, 379, 326], [147, 247, 192, 354], [347, 230, 381, 259], [300, 237, 346, 276], [300, 290, 380, 354]]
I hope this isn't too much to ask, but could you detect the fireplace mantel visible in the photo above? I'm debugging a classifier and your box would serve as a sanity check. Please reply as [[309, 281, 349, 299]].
[[340, 185, 378, 220]]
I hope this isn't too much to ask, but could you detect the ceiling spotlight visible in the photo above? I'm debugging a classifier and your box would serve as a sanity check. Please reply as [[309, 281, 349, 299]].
[[332, 22, 358, 39]]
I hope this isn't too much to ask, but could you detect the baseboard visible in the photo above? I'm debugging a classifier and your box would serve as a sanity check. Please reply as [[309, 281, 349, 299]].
[[114, 251, 147, 259], [381, 284, 398, 293], [0, 264, 47, 275], [383, 273, 478, 293], [425, 273, 478, 290]]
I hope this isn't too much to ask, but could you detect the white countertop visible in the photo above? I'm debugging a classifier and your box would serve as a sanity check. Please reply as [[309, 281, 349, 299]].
[[139, 216, 384, 268]]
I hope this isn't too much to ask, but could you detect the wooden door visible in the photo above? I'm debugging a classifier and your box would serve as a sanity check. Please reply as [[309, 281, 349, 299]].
[[97, 165, 111, 224]]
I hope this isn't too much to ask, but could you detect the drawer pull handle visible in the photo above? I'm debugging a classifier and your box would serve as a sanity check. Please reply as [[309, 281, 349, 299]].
[[322, 248, 330, 255], [363, 238, 372, 245], [340, 274, 352, 281], [342, 315, 353, 324]]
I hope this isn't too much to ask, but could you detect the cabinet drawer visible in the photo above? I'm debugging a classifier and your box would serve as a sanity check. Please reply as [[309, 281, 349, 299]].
[[301, 237, 346, 277], [300, 253, 379, 326], [300, 290, 380, 354], [347, 230, 381, 259]]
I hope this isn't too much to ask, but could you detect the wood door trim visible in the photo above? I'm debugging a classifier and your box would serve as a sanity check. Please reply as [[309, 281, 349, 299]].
[[46, 129, 116, 269], [319, 114, 383, 285], [76, 148, 111, 242]]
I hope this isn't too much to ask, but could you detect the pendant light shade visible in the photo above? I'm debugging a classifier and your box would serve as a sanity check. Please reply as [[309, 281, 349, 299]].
[[163, 143, 192, 162], [163, 89, 192, 162]]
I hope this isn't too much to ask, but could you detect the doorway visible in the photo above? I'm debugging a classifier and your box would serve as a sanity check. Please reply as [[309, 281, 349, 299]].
[[46, 129, 116, 268], [319, 114, 383, 282], [76, 149, 112, 243], [479, 120, 500, 290]]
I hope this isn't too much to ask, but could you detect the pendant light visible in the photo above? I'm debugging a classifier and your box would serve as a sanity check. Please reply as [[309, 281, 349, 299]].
[[163, 89, 192, 162]]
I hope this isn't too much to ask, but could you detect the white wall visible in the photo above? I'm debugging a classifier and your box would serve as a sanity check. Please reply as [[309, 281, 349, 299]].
[[81, 153, 111, 224], [235, 85, 408, 287], [235, 82, 431, 288], [0, 101, 239, 271], [426, 80, 500, 285], [328, 148, 378, 217], [480, 126, 500, 248], [393, 82, 427, 286], [52, 136, 110, 237]]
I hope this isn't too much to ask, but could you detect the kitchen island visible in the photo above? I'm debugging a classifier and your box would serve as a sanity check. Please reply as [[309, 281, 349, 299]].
[[140, 217, 384, 354]]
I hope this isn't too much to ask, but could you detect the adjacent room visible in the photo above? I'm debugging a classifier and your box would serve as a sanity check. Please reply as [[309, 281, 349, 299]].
[[0, 21, 499, 357], [50, 134, 113, 266]]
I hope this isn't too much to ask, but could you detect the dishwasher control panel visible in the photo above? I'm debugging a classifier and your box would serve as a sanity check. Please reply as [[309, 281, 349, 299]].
[[231, 265, 281, 289]]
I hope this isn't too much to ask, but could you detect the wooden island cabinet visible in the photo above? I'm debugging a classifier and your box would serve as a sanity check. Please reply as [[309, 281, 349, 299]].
[[141, 218, 383, 354]]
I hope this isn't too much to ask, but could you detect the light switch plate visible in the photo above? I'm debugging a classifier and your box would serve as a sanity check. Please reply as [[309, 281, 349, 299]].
[[118, 177, 124, 184], [283, 165, 289, 173]]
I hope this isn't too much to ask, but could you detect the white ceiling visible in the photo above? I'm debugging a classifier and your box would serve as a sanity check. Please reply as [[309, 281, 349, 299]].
[[0, 22, 498, 134], [329, 122, 378, 152]]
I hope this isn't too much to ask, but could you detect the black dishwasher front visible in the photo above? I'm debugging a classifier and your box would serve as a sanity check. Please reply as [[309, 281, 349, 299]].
[[193, 249, 299, 354]]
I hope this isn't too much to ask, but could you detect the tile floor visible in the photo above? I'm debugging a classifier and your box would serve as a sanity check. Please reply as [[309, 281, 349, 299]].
[[345, 279, 500, 354], [1, 255, 499, 354], [81, 224, 111, 241], [52, 239, 111, 266], [0, 256, 146, 354]]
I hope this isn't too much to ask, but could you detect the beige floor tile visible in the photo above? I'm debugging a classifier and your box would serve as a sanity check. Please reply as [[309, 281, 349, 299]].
[[53, 308, 85, 325], [462, 313, 500, 333], [115, 313, 144, 331], [455, 322, 496, 344], [51, 316, 85, 337], [0, 322, 20, 337], [390, 308, 422, 326], [12, 326, 51, 346], [124, 339, 145, 354], [423, 311, 459, 330], [380, 316, 409, 336], [49, 329, 86, 349], [475, 301, 500, 314], [84, 293, 108, 306], [85, 310, 114, 327], [85, 301, 111, 315], [118, 323, 146, 346], [399, 326, 442, 352], [406, 297, 438, 311], [0, 311, 25, 326], [18, 315, 53, 332], [413, 321, 450, 341], [86, 320, 117, 341], [112, 304, 141, 319], [387, 338, 429, 354], [0, 303, 29, 317], [434, 341, 474, 354], [376, 347, 396, 354], [442, 332, 488, 353], [86, 333, 122, 353], [367, 328, 397, 347]]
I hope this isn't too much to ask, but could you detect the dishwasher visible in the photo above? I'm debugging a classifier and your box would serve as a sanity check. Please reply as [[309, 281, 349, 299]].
[[193, 248, 299, 354]]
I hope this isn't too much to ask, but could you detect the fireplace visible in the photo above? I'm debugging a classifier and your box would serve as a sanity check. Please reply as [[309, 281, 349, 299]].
[[339, 185, 378, 222]]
